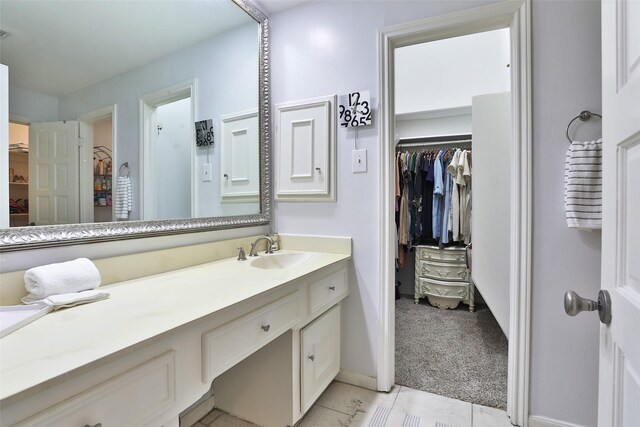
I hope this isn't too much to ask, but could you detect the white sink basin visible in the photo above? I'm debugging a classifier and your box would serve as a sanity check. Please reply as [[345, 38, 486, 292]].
[[249, 252, 312, 269]]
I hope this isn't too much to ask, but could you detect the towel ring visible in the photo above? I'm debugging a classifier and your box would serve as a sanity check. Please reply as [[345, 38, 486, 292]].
[[566, 110, 602, 143], [118, 162, 130, 177]]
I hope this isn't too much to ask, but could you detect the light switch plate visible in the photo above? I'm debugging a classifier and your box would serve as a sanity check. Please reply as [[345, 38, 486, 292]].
[[352, 149, 367, 173], [201, 163, 212, 182]]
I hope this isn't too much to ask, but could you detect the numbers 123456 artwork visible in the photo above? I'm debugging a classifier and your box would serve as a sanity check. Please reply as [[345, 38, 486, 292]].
[[338, 91, 372, 128]]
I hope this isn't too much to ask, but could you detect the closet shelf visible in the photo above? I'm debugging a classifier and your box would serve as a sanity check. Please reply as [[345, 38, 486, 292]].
[[9, 182, 29, 186]]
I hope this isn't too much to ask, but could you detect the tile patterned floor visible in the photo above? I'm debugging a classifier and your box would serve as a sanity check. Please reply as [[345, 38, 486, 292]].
[[195, 381, 514, 427]]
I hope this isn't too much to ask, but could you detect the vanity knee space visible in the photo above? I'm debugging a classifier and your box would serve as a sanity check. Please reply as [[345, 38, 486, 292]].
[[207, 266, 348, 427]]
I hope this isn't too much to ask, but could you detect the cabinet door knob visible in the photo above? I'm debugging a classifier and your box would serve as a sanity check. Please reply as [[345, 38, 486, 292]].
[[329, 286, 336, 291], [308, 354, 315, 361], [224, 173, 229, 178], [261, 324, 271, 332], [315, 167, 321, 172]]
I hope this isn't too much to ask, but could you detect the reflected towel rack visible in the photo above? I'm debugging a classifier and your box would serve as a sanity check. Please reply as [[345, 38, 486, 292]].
[[566, 110, 602, 143], [119, 162, 130, 177]]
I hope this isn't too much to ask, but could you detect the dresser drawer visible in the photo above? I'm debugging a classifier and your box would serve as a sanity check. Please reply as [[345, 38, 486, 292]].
[[202, 292, 300, 383], [309, 269, 348, 316], [417, 246, 466, 263], [17, 351, 176, 427], [416, 259, 468, 282], [418, 277, 468, 300]]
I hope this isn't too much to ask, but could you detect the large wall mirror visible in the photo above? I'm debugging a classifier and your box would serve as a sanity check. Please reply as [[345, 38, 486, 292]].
[[0, 0, 270, 250]]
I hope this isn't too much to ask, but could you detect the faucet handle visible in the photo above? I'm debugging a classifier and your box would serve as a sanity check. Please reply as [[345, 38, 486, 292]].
[[237, 246, 247, 261]]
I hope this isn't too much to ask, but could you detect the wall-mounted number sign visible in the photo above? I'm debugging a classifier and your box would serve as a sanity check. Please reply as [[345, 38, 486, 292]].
[[195, 119, 214, 147], [338, 90, 372, 128]]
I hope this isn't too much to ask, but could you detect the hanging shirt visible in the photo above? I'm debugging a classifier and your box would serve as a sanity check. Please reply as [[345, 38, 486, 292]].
[[447, 149, 463, 241], [441, 155, 453, 246], [457, 150, 472, 242], [432, 151, 444, 239], [421, 155, 434, 242]]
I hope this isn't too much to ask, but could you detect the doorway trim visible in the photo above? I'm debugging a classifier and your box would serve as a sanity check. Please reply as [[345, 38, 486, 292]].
[[140, 80, 197, 220], [79, 105, 117, 224], [377, 1, 531, 426]]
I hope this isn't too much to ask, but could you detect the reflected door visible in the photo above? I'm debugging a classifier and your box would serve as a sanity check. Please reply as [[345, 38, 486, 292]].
[[28, 121, 79, 225]]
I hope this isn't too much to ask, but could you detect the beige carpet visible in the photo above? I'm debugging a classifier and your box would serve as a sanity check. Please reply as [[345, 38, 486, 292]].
[[395, 297, 508, 410]]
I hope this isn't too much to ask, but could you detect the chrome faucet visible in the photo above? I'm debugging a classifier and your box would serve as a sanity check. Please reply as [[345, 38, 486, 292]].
[[249, 236, 274, 257]]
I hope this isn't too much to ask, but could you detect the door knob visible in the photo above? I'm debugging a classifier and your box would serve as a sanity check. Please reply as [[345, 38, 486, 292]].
[[564, 290, 611, 324]]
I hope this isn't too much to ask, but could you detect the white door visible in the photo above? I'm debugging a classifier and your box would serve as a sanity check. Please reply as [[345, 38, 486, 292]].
[[28, 121, 79, 225], [599, 1, 640, 425], [78, 121, 94, 224]]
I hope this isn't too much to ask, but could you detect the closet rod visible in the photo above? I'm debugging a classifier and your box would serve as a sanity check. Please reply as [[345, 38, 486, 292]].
[[396, 134, 472, 149]]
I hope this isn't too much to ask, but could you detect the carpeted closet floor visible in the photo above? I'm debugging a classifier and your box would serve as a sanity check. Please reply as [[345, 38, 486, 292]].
[[395, 296, 508, 410]]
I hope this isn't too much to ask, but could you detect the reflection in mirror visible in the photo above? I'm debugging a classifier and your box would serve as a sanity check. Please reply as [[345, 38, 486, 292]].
[[1, 0, 261, 228]]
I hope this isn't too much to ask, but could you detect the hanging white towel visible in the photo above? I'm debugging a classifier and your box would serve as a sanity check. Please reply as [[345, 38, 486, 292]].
[[115, 176, 133, 220], [564, 139, 602, 229], [22, 258, 101, 303]]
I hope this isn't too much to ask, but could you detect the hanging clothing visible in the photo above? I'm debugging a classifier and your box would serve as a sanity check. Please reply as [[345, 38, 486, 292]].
[[441, 155, 453, 246], [432, 151, 444, 239]]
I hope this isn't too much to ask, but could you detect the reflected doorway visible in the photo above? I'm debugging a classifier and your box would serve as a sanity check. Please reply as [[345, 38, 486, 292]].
[[140, 82, 195, 220]]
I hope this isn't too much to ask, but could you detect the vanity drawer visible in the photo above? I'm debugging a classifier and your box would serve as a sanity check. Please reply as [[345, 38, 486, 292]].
[[309, 269, 348, 316], [417, 246, 466, 263], [416, 259, 468, 282], [202, 292, 300, 383], [16, 351, 176, 427], [417, 277, 468, 300]]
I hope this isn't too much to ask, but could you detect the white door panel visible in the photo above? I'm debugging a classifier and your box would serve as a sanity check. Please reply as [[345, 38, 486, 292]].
[[599, 1, 640, 426], [220, 110, 259, 201], [29, 121, 79, 225]]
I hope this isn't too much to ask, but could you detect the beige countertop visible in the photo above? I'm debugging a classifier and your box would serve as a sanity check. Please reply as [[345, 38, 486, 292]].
[[0, 249, 350, 403]]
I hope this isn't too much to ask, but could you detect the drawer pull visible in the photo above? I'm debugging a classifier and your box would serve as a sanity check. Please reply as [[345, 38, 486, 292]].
[[261, 324, 271, 332], [329, 286, 336, 291], [84, 424, 102, 427], [308, 354, 315, 361]]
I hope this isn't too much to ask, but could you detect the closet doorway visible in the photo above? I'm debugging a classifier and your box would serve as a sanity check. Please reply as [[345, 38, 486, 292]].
[[394, 29, 511, 409], [378, 2, 531, 426]]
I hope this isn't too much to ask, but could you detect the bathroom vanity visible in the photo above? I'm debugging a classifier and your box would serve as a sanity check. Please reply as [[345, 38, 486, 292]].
[[0, 238, 351, 427]]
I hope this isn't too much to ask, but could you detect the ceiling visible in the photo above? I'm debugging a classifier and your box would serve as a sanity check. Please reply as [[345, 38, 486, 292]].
[[0, 1, 257, 97]]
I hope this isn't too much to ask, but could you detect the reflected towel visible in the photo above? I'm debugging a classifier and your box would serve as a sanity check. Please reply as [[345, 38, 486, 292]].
[[115, 176, 133, 220], [22, 258, 101, 303], [564, 139, 602, 229]]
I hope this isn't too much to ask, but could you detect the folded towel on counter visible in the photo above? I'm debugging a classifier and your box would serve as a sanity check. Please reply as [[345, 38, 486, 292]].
[[564, 139, 603, 230], [22, 290, 110, 310], [22, 258, 101, 303]]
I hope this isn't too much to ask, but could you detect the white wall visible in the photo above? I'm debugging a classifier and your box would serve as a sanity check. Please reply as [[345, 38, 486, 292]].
[[530, 1, 602, 426], [394, 28, 511, 114], [272, 1, 601, 426], [471, 92, 511, 338], [58, 22, 259, 220], [8, 86, 59, 122]]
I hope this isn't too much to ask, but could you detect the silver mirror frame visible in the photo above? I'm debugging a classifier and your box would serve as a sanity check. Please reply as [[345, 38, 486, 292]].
[[0, 0, 270, 252]]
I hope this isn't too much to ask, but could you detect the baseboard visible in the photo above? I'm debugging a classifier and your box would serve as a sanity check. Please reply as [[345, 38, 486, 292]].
[[528, 415, 589, 427], [179, 394, 216, 427], [335, 369, 377, 391]]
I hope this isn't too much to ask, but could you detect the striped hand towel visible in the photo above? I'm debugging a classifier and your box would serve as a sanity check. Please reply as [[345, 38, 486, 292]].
[[564, 139, 602, 229], [115, 176, 133, 220]]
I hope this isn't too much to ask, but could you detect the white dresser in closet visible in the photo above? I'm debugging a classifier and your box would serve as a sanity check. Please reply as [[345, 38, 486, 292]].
[[414, 245, 474, 312]]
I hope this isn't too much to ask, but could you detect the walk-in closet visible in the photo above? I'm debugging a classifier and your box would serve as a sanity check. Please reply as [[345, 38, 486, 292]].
[[393, 28, 512, 410]]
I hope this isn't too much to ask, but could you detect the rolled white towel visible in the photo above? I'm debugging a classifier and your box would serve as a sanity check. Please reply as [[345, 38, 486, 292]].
[[22, 258, 101, 303]]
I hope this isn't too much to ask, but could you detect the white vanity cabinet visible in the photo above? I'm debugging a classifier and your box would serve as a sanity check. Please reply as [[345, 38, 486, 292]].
[[0, 254, 349, 427], [14, 352, 177, 427]]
